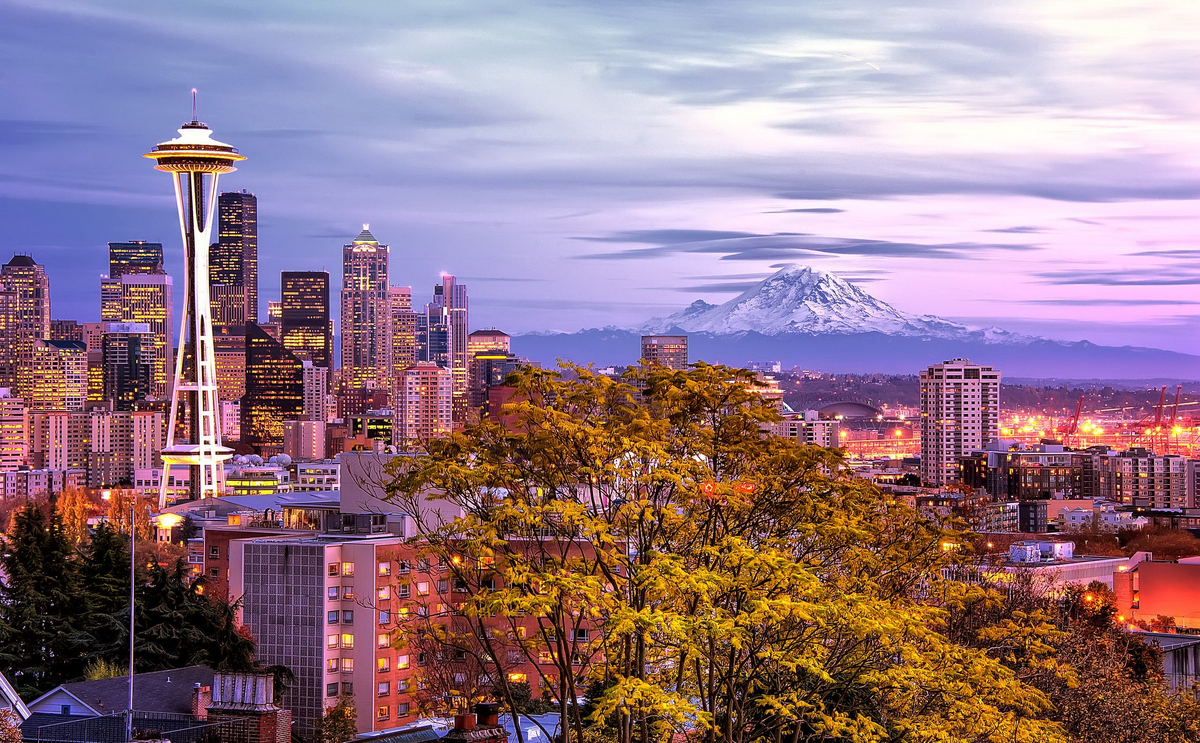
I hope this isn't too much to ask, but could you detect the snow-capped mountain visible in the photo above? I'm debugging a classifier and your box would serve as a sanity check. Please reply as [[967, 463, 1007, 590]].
[[640, 265, 1025, 341]]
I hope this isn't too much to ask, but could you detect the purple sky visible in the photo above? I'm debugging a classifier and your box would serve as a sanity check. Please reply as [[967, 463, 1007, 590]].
[[1, 1, 1198, 352]]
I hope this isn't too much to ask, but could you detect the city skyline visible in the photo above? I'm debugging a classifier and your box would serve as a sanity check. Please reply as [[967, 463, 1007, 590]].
[[1, 1, 1197, 354]]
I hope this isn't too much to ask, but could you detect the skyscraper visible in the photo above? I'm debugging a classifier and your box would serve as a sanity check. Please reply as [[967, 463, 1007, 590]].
[[919, 358, 1001, 487], [101, 322, 158, 410], [144, 107, 244, 502], [211, 190, 258, 326], [0, 255, 51, 399], [301, 361, 328, 423], [641, 335, 688, 370], [0, 391, 27, 471], [389, 286, 418, 405], [281, 271, 332, 370], [340, 226, 391, 394], [396, 363, 452, 444], [27, 339, 87, 411], [100, 274, 174, 398], [108, 240, 164, 278], [424, 275, 468, 415], [242, 322, 304, 452]]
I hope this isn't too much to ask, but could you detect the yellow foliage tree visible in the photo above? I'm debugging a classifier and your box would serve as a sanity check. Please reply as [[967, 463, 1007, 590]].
[[385, 363, 1068, 743]]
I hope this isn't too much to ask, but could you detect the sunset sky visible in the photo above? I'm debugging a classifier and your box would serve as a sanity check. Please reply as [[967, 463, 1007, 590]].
[[1, 0, 1198, 352]]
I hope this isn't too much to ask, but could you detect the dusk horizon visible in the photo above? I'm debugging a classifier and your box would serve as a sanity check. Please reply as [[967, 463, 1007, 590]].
[[2, 0, 1198, 355]]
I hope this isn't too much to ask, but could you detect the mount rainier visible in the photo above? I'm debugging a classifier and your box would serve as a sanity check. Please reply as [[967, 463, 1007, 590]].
[[513, 266, 1200, 379]]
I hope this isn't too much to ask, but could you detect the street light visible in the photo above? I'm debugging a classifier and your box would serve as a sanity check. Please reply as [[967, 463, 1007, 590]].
[[102, 490, 137, 743]]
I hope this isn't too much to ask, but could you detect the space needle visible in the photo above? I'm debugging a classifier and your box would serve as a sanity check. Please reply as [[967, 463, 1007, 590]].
[[144, 92, 244, 505]]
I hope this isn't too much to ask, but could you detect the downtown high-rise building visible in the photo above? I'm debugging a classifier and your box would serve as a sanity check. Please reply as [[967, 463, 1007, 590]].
[[107, 240, 164, 278], [281, 271, 333, 370], [211, 190, 258, 326], [389, 286, 418, 406], [395, 362, 452, 444], [0, 391, 27, 471], [27, 339, 88, 411], [919, 358, 1001, 487], [0, 255, 51, 399], [101, 322, 158, 410], [242, 322, 304, 452], [340, 227, 391, 395], [424, 275, 468, 408], [101, 273, 174, 398]]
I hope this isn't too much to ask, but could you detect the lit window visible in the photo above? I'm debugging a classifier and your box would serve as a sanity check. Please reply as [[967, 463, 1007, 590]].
[[327, 634, 338, 649], [341, 658, 354, 673], [377, 706, 389, 721], [328, 563, 339, 577], [417, 582, 429, 596], [378, 657, 390, 673], [378, 562, 391, 577], [507, 673, 528, 684], [378, 587, 391, 601], [342, 562, 355, 576], [396, 654, 409, 669], [378, 633, 390, 649], [326, 659, 338, 673], [341, 634, 354, 649]]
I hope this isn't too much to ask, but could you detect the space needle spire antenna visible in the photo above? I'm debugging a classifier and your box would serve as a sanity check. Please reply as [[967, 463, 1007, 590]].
[[144, 93, 244, 506]]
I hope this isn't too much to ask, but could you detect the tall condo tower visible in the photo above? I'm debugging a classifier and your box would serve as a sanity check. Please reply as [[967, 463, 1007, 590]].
[[919, 358, 1001, 487], [340, 226, 390, 394], [144, 98, 245, 504]]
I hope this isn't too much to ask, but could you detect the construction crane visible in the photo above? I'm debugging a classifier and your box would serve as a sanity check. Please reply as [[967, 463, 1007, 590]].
[[1166, 384, 1183, 454], [1061, 395, 1084, 447]]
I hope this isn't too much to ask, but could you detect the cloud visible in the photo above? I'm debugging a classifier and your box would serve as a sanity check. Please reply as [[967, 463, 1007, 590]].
[[1025, 298, 1200, 306], [577, 230, 1038, 261], [1034, 269, 1200, 286], [983, 226, 1045, 234], [764, 207, 846, 214], [673, 280, 764, 293]]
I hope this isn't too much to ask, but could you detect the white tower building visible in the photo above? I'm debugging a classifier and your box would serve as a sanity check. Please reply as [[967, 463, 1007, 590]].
[[144, 96, 245, 504], [919, 358, 1001, 487]]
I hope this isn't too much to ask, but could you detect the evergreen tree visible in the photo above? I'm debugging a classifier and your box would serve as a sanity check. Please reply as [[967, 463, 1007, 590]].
[[0, 501, 86, 695]]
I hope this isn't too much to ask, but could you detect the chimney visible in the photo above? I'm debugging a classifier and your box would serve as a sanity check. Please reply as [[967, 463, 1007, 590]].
[[191, 684, 212, 720], [442, 704, 506, 742]]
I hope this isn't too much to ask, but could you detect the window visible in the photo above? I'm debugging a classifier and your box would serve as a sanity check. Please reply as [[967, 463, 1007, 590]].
[[416, 605, 428, 617], [397, 702, 410, 717], [539, 651, 554, 664], [328, 563, 339, 577], [340, 658, 354, 673], [341, 562, 355, 576], [575, 628, 590, 643], [378, 682, 390, 697], [326, 683, 339, 698], [326, 659, 338, 673], [416, 581, 429, 596], [379, 610, 391, 625], [398, 584, 410, 598], [378, 633, 391, 649], [60, 705, 71, 715], [436, 579, 448, 593], [327, 611, 339, 625], [327, 634, 339, 649], [342, 610, 354, 624], [209, 545, 220, 559], [377, 706, 389, 721], [453, 579, 468, 593], [378, 586, 391, 601], [341, 633, 354, 649], [378, 657, 390, 673], [417, 558, 431, 572], [507, 673, 528, 684], [397, 560, 410, 574], [396, 654, 409, 670], [343, 587, 356, 601], [327, 587, 340, 601], [378, 562, 391, 577], [341, 682, 353, 696], [507, 650, 523, 664], [418, 653, 428, 667], [398, 678, 410, 692], [210, 568, 219, 578]]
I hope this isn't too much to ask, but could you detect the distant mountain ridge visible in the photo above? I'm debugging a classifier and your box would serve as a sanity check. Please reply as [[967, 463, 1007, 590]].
[[640, 266, 1026, 342], [511, 265, 1200, 379]]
